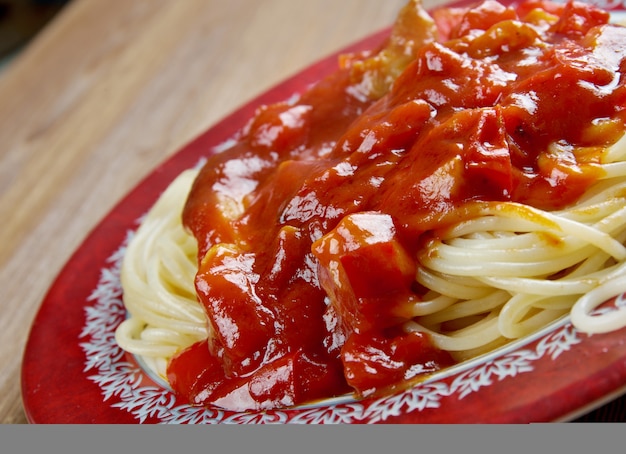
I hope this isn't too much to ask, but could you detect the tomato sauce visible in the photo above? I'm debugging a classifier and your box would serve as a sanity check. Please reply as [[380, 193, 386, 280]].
[[168, 0, 626, 411]]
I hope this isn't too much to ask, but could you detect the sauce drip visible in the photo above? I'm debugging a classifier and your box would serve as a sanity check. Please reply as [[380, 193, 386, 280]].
[[168, 0, 626, 411]]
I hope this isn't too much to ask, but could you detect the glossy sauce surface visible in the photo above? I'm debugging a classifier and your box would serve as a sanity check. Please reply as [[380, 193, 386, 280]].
[[168, 0, 626, 411]]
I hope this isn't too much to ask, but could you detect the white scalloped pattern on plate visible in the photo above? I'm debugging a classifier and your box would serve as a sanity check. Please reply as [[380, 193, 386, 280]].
[[75, 230, 626, 424]]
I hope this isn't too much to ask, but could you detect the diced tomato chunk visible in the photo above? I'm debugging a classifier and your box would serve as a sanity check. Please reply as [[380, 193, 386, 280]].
[[251, 351, 349, 406], [550, 0, 609, 36], [341, 328, 455, 397], [195, 245, 274, 376], [465, 107, 512, 198], [451, 0, 517, 38], [313, 212, 416, 334], [167, 341, 348, 411], [166, 339, 235, 406]]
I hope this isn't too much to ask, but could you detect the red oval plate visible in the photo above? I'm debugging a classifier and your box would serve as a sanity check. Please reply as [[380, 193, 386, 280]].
[[21, 0, 626, 423]]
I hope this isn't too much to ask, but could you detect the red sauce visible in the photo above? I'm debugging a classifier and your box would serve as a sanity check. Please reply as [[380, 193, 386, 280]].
[[168, 0, 626, 411]]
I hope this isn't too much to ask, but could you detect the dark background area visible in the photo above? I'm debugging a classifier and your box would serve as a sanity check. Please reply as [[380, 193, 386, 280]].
[[0, 0, 70, 61]]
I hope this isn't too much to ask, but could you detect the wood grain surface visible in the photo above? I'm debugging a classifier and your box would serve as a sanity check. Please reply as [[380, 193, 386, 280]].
[[0, 0, 451, 424]]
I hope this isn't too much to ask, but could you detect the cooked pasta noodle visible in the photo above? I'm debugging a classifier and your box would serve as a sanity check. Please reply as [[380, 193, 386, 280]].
[[115, 169, 207, 377], [401, 141, 626, 358]]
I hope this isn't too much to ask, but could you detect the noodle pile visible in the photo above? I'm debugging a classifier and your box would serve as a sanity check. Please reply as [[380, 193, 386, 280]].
[[115, 169, 206, 376]]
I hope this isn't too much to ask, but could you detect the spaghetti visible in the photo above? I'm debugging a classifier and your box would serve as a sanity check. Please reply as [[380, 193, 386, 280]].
[[115, 169, 205, 377], [116, 0, 626, 410]]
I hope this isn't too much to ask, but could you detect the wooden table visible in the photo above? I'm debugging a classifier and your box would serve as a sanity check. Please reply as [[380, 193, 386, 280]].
[[1, 0, 451, 424]]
